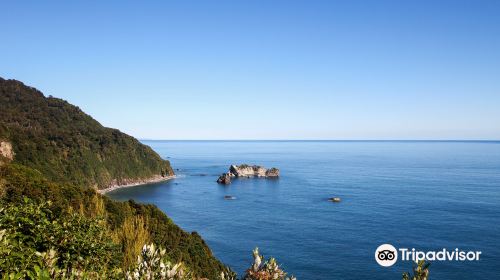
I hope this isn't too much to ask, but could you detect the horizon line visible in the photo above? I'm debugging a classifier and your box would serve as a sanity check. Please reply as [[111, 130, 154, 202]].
[[139, 139, 500, 142]]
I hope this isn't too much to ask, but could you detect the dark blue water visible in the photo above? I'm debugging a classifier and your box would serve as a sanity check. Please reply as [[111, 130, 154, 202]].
[[108, 141, 500, 279]]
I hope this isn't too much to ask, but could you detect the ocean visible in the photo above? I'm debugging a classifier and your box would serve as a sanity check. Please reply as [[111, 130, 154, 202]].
[[107, 141, 500, 279]]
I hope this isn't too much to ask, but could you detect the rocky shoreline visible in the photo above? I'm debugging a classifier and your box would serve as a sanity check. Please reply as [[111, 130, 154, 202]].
[[98, 175, 176, 194]]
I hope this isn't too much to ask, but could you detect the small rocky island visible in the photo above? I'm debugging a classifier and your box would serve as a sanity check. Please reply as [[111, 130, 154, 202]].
[[217, 164, 280, 184], [328, 197, 341, 202]]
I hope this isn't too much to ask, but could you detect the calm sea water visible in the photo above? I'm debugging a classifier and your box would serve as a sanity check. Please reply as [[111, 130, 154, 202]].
[[108, 141, 500, 279]]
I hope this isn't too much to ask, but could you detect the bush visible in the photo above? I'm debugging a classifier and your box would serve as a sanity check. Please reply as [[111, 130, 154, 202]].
[[0, 198, 120, 278], [243, 248, 295, 280], [402, 260, 430, 280], [126, 243, 188, 280]]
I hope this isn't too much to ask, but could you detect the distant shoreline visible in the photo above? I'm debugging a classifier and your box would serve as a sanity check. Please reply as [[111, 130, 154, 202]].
[[98, 175, 176, 194]]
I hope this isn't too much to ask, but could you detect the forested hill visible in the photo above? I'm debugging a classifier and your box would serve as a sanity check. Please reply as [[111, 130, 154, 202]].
[[0, 77, 173, 189], [0, 77, 228, 278]]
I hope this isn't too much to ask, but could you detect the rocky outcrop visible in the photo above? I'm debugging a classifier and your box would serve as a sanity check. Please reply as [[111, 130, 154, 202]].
[[229, 164, 280, 178], [230, 164, 265, 177], [217, 173, 232, 185], [217, 164, 279, 184], [0, 140, 14, 166], [328, 197, 341, 202], [0, 141, 14, 160], [265, 167, 280, 177]]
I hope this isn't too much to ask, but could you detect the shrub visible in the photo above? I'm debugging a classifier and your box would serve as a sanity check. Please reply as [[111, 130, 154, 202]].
[[113, 215, 151, 268], [243, 248, 295, 280], [126, 243, 188, 280], [0, 198, 120, 278], [402, 260, 430, 280]]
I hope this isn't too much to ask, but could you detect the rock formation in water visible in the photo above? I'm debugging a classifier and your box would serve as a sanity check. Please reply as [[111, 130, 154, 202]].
[[265, 167, 280, 177], [328, 197, 341, 202], [229, 164, 280, 178], [217, 172, 232, 184], [216, 164, 279, 184]]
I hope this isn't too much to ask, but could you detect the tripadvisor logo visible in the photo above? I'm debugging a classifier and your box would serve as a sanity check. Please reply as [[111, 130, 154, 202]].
[[375, 244, 398, 267], [375, 244, 482, 267]]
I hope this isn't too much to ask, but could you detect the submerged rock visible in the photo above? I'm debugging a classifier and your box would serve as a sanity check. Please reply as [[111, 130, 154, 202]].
[[328, 197, 341, 202], [217, 173, 232, 184]]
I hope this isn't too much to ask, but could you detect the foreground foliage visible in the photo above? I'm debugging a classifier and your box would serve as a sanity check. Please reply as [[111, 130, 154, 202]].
[[0, 199, 279, 280], [0, 163, 227, 279], [0, 198, 119, 278], [242, 248, 295, 280], [0, 198, 225, 279], [402, 260, 430, 280], [127, 243, 187, 280]]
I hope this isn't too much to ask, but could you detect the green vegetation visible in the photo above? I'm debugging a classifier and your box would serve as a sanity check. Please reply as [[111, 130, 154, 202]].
[[127, 243, 189, 279], [0, 78, 225, 278], [0, 77, 173, 190], [0, 198, 119, 279], [0, 163, 227, 278], [0, 198, 219, 279], [242, 248, 295, 280], [402, 260, 430, 280]]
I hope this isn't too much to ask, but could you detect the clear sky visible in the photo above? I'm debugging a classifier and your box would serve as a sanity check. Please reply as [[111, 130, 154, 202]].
[[1, 0, 499, 140]]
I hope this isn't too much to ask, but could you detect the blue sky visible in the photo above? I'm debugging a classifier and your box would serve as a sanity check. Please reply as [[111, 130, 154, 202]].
[[1, 0, 499, 140]]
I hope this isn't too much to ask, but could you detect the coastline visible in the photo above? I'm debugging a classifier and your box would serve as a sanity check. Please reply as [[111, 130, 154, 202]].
[[97, 175, 176, 194]]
